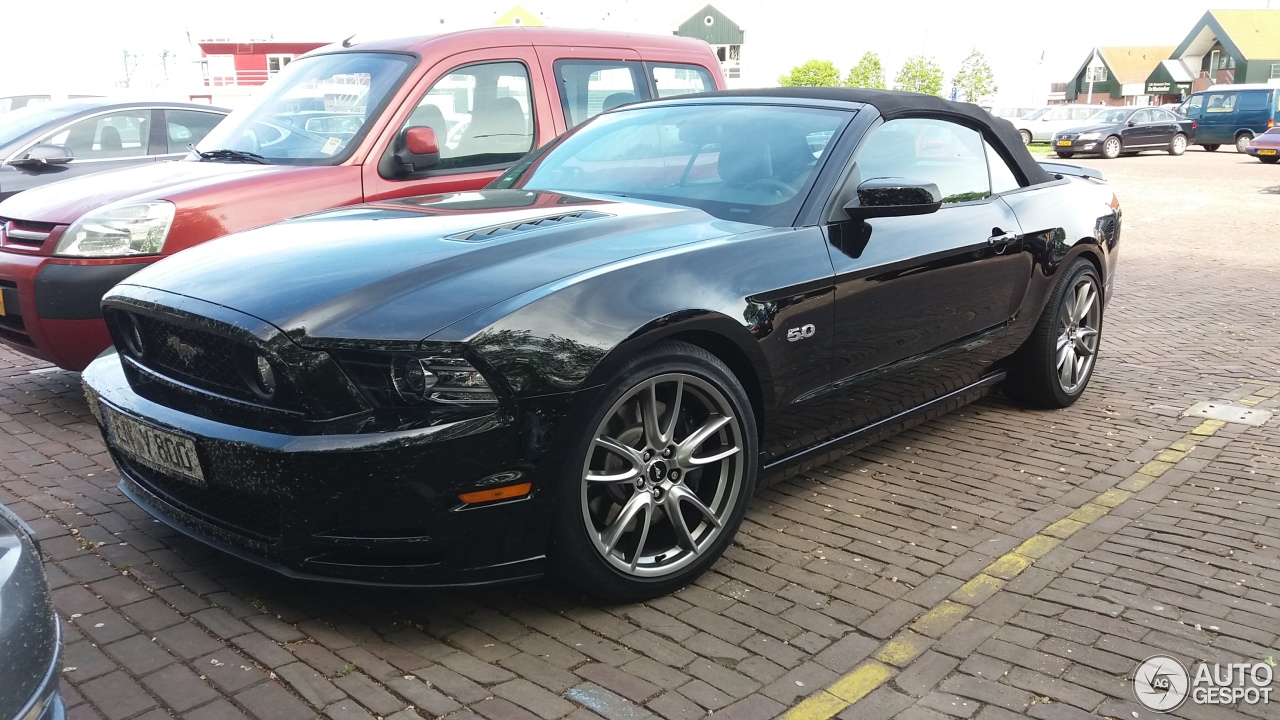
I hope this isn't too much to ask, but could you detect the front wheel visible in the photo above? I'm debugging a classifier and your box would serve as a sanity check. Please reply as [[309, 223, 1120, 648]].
[[1056, 151, 1075, 159], [551, 341, 758, 601], [1236, 133, 1254, 153], [1019, 130, 1033, 145], [1005, 258, 1104, 408], [1261, 156, 1280, 164], [1169, 133, 1187, 156], [1101, 136, 1121, 159], [1202, 144, 1220, 152]]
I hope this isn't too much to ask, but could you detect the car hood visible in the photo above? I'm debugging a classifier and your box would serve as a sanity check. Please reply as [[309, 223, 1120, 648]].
[[119, 189, 754, 342], [0, 504, 58, 720], [0, 160, 323, 225]]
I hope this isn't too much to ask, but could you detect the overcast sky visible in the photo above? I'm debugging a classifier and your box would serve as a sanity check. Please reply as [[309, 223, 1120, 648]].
[[2, 0, 1274, 105]]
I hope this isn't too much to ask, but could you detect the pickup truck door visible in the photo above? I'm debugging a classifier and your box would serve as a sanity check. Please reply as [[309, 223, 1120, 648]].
[[824, 118, 1032, 436], [362, 47, 559, 202]]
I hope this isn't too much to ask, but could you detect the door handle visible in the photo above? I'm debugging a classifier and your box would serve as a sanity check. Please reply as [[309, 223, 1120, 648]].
[[988, 230, 1017, 246]]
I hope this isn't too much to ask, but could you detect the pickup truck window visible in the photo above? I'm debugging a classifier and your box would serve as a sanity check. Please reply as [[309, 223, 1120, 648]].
[[556, 61, 646, 128], [402, 61, 536, 172], [650, 64, 714, 98]]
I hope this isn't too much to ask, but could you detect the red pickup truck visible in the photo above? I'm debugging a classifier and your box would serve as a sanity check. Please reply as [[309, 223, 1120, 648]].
[[0, 27, 723, 370]]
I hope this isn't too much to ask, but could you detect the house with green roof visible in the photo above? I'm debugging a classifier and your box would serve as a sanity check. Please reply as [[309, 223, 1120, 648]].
[[1157, 9, 1280, 93], [1064, 46, 1173, 106]]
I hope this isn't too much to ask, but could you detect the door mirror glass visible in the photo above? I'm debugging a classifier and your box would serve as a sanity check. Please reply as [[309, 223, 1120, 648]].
[[845, 177, 942, 218], [393, 126, 440, 174], [10, 143, 74, 167]]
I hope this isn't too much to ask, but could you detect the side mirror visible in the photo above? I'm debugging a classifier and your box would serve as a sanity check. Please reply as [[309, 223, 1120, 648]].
[[9, 144, 73, 168], [393, 126, 440, 175], [1126, 120, 1136, 127], [844, 178, 943, 219]]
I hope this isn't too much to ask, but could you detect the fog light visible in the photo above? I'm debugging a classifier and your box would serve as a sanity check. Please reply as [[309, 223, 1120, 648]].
[[121, 314, 145, 358], [254, 355, 276, 396]]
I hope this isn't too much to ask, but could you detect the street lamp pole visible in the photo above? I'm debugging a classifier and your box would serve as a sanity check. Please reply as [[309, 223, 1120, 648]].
[[1086, 48, 1096, 104]]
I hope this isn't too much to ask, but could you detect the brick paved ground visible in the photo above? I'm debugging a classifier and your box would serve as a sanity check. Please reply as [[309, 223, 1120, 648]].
[[1, 148, 1277, 720]]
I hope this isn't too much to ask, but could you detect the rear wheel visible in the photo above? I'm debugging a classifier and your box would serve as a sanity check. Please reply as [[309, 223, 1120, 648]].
[[1169, 133, 1187, 156], [1055, 151, 1075, 159], [1005, 258, 1103, 408], [1236, 133, 1254, 153], [1202, 144, 1220, 152], [1101, 136, 1121, 159], [551, 341, 758, 601], [1019, 129, 1033, 145]]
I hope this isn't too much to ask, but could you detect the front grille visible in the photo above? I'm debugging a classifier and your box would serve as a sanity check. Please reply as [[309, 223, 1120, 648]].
[[132, 313, 245, 392], [0, 218, 55, 248], [119, 454, 281, 541]]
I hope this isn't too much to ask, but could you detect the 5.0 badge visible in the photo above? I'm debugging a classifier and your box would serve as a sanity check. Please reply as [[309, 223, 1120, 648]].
[[787, 324, 816, 342]]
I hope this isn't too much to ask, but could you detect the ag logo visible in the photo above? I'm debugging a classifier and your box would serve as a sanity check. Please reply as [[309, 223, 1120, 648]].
[[1134, 655, 1190, 712], [787, 324, 816, 342]]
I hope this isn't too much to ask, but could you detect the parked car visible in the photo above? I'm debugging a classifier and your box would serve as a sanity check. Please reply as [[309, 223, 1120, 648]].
[[83, 88, 1121, 600], [1052, 106, 1195, 159], [989, 106, 1035, 119], [0, 99, 229, 201], [0, 93, 103, 113], [0, 503, 63, 720], [1243, 127, 1280, 163], [0, 27, 723, 371], [1012, 104, 1103, 144], [1177, 84, 1279, 153]]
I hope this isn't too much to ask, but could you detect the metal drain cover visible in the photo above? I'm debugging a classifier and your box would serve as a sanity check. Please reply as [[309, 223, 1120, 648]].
[[1184, 401, 1273, 426]]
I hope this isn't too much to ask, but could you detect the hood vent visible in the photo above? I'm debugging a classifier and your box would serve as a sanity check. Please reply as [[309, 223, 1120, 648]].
[[445, 210, 612, 243]]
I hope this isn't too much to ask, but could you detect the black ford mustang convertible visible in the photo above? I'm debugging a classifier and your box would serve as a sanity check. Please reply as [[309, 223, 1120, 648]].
[[83, 89, 1120, 600]]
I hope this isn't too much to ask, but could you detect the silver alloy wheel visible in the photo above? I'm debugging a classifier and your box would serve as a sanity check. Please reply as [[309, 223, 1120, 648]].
[[1236, 134, 1252, 153], [1055, 275, 1101, 395], [1019, 130, 1032, 145], [1103, 137, 1121, 158], [581, 373, 744, 578], [1173, 134, 1187, 154]]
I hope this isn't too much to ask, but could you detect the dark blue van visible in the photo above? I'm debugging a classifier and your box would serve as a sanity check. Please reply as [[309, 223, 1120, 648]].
[[1178, 84, 1279, 153]]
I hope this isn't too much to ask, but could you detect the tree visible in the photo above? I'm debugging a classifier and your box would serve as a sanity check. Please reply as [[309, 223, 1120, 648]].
[[951, 49, 998, 103], [894, 56, 944, 96], [845, 52, 886, 89], [778, 60, 841, 87]]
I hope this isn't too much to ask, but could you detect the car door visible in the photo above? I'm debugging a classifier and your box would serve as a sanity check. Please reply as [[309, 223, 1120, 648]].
[[1201, 92, 1237, 144], [0, 108, 161, 198], [546, 57, 650, 133], [362, 49, 557, 202], [823, 117, 1030, 436], [1148, 108, 1179, 146], [1122, 109, 1152, 147]]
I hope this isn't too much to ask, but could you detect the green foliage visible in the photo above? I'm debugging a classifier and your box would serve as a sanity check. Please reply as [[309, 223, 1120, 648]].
[[894, 56, 945, 96], [846, 52, 886, 89], [952, 49, 998, 103], [779, 60, 842, 87]]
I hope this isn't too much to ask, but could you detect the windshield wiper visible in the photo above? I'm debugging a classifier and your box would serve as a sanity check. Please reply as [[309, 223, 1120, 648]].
[[189, 145, 271, 165]]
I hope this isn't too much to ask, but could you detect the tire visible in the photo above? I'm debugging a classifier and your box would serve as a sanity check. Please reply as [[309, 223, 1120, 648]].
[[1055, 151, 1075, 159], [550, 340, 758, 601], [1261, 156, 1280, 164], [1005, 258, 1104, 408], [1019, 130, 1032, 145], [1100, 136, 1121, 159], [1203, 144, 1220, 152], [1236, 133, 1254, 154], [1169, 133, 1187, 156]]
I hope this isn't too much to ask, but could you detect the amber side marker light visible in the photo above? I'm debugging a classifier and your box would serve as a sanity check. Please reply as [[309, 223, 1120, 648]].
[[459, 483, 532, 504]]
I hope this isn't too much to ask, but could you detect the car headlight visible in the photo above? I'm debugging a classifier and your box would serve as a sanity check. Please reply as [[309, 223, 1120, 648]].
[[334, 347, 500, 409], [56, 201, 176, 257], [1077, 132, 1101, 141]]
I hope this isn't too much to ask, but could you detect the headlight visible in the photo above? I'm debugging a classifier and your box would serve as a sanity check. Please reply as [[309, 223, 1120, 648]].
[[1076, 132, 1101, 141], [56, 201, 176, 257], [335, 348, 499, 409]]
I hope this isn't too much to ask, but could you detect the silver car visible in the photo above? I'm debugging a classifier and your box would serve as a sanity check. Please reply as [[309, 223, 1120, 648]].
[[1013, 104, 1106, 144]]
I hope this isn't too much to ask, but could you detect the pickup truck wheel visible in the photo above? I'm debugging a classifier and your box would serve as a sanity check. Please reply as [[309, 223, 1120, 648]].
[[1101, 136, 1121, 159], [1236, 133, 1254, 153], [551, 341, 758, 601], [1006, 258, 1103, 409], [1019, 130, 1032, 145], [1202, 144, 1220, 152], [1169, 133, 1187, 156]]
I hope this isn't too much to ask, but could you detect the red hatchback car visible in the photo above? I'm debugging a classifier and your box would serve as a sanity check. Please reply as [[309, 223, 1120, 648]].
[[0, 27, 723, 370]]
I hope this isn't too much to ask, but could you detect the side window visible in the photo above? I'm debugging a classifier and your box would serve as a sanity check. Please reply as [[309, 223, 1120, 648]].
[[650, 64, 714, 99], [44, 110, 151, 159], [1072, 108, 1096, 120], [555, 61, 645, 128], [1238, 92, 1268, 112], [1047, 107, 1070, 121], [1181, 95, 1204, 116], [163, 109, 224, 153], [984, 142, 1021, 195], [856, 118, 990, 204], [401, 61, 535, 172], [1205, 93, 1236, 113], [1131, 109, 1151, 124]]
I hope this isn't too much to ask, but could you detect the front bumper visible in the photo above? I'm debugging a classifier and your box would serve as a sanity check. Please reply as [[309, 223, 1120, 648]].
[[1245, 146, 1279, 158], [0, 245, 151, 370], [83, 351, 583, 587], [1052, 137, 1102, 154]]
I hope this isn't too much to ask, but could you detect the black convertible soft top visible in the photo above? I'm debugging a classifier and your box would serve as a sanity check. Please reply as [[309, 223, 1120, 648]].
[[693, 87, 1055, 187]]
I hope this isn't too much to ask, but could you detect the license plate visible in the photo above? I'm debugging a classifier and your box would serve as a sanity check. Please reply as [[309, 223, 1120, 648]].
[[106, 408, 204, 484], [0, 290, 5, 316], [1056, 140, 1072, 147], [1260, 149, 1277, 156]]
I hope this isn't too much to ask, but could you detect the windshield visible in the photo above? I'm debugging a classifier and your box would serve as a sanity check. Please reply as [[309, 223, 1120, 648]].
[[1087, 109, 1132, 124], [196, 52, 414, 165], [0, 100, 100, 146], [1023, 107, 1050, 121], [498, 104, 849, 227]]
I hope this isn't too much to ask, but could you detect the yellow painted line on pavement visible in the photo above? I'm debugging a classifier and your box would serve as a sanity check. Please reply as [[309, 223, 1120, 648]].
[[783, 395, 1245, 720]]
